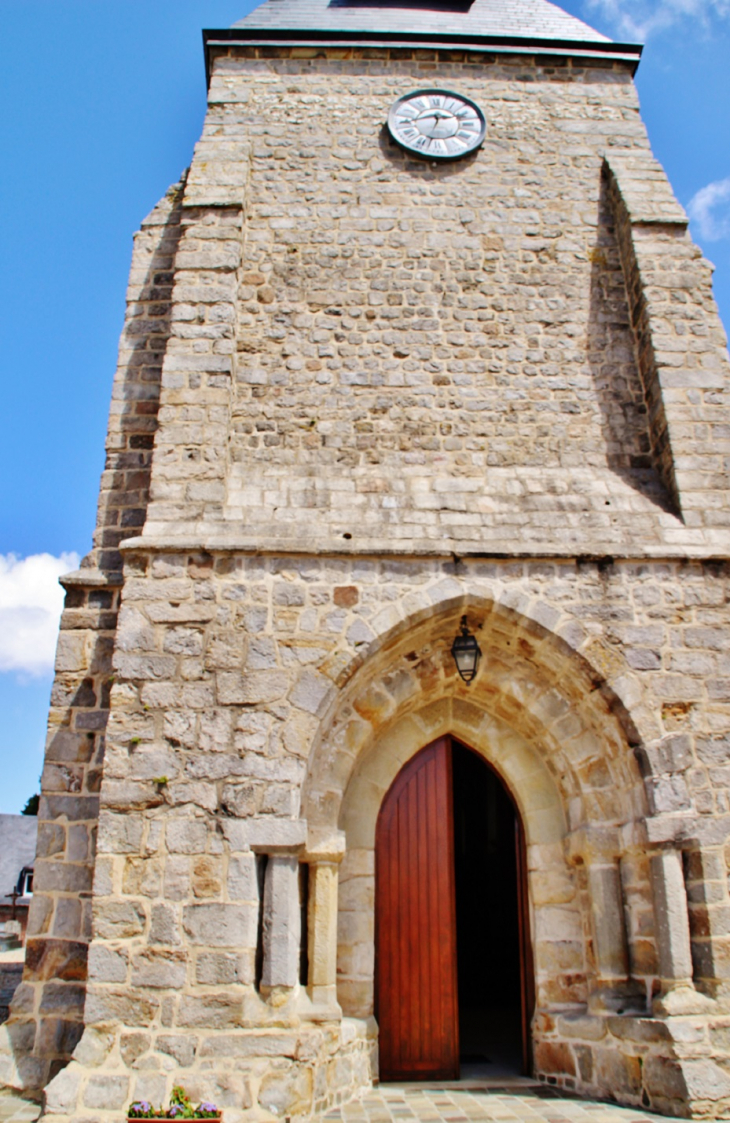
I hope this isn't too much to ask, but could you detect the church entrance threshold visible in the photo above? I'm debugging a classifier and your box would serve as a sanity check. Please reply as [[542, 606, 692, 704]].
[[319, 1085, 672, 1123], [375, 737, 532, 1083]]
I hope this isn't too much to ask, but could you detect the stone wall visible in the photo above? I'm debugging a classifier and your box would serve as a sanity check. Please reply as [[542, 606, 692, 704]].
[[133, 49, 730, 556], [29, 553, 730, 1120]]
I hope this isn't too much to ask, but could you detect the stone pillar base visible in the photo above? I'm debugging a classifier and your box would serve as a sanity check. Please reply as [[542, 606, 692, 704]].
[[653, 985, 715, 1017], [536, 1009, 730, 1118]]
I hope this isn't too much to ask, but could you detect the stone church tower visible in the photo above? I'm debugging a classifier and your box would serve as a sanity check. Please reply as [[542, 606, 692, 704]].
[[3, 0, 730, 1118]]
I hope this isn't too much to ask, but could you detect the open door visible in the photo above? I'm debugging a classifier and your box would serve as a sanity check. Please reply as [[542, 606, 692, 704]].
[[375, 735, 534, 1082], [516, 812, 535, 1075], [375, 737, 459, 1081]]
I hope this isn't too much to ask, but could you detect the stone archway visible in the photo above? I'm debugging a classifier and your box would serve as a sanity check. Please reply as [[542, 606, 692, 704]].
[[302, 594, 653, 1016], [297, 593, 715, 1107], [337, 701, 568, 1023], [298, 595, 683, 1088], [303, 593, 650, 837]]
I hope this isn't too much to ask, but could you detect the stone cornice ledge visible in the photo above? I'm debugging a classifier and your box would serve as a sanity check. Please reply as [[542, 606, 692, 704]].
[[60, 568, 124, 589], [119, 534, 730, 562], [203, 29, 643, 86]]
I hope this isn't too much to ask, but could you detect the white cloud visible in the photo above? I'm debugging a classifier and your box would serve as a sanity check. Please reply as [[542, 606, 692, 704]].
[[585, 0, 730, 38], [0, 553, 81, 678], [687, 176, 730, 242]]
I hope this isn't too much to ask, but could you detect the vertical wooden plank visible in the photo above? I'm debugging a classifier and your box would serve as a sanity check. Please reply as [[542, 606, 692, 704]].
[[375, 737, 459, 1081], [444, 742, 460, 1075], [424, 751, 439, 1065], [417, 760, 430, 1066], [515, 814, 535, 1075]]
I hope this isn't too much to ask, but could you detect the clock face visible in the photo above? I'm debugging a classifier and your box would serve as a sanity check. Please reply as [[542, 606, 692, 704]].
[[387, 89, 486, 161]]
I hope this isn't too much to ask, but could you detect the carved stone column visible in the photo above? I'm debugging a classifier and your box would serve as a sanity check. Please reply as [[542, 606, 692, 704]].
[[650, 847, 713, 1015], [249, 819, 307, 1000], [568, 828, 642, 1013], [305, 829, 346, 1017], [261, 855, 301, 992]]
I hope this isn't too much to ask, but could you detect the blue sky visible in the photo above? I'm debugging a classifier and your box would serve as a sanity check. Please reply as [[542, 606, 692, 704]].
[[0, 0, 729, 814]]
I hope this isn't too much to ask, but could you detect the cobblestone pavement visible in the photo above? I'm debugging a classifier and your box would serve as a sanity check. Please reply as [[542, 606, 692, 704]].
[[0, 1089, 40, 1123], [0, 1082, 685, 1123], [322, 1085, 683, 1123]]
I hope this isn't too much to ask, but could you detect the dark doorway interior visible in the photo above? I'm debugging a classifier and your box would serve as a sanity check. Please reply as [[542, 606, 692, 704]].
[[452, 741, 523, 1078]]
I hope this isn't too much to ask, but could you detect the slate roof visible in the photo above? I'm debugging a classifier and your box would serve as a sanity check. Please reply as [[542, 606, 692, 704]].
[[0, 815, 37, 902], [231, 0, 610, 44]]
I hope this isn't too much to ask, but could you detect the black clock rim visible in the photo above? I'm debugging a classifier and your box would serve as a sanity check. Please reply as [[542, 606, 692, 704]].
[[387, 87, 487, 162]]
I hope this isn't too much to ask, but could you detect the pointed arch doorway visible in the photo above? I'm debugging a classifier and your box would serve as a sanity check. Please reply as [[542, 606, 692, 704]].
[[375, 736, 534, 1082]]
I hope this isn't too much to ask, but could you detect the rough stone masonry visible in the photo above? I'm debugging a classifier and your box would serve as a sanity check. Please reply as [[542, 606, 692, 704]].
[[3, 0, 730, 1119]]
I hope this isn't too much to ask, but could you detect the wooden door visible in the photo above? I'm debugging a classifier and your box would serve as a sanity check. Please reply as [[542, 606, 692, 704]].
[[515, 813, 535, 1075], [375, 737, 459, 1081]]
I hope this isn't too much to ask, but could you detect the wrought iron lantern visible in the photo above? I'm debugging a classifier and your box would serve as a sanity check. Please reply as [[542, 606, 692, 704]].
[[450, 615, 481, 683]]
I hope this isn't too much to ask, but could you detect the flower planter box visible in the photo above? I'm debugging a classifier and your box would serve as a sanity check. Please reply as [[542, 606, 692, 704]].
[[126, 1085, 222, 1121]]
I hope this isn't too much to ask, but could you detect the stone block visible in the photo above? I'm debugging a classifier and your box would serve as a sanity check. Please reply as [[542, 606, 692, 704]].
[[682, 1059, 730, 1102], [156, 1033, 198, 1067], [555, 1014, 606, 1043], [55, 633, 88, 673], [34, 1016, 84, 1061], [195, 952, 240, 985], [227, 853, 258, 901], [182, 903, 257, 948], [120, 1031, 152, 1066], [594, 1047, 642, 1096], [93, 899, 146, 940], [163, 855, 192, 901], [83, 1074, 130, 1109], [123, 857, 163, 898], [259, 1063, 313, 1117], [534, 1040, 576, 1077], [606, 1016, 670, 1043], [131, 949, 188, 988], [221, 782, 258, 817], [644, 1054, 690, 1102], [52, 897, 84, 939], [88, 944, 129, 984], [219, 819, 249, 852], [166, 819, 208, 854], [217, 670, 289, 704], [149, 902, 182, 946], [290, 670, 330, 715], [72, 1025, 116, 1068], [44, 1064, 82, 1115], [84, 985, 159, 1026], [176, 993, 243, 1028], [199, 1032, 298, 1058], [39, 982, 86, 1015], [248, 818, 307, 853], [97, 810, 144, 855], [34, 858, 93, 894]]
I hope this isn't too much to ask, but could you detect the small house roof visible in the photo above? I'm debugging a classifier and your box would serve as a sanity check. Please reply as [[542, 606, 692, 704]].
[[0, 815, 37, 901]]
